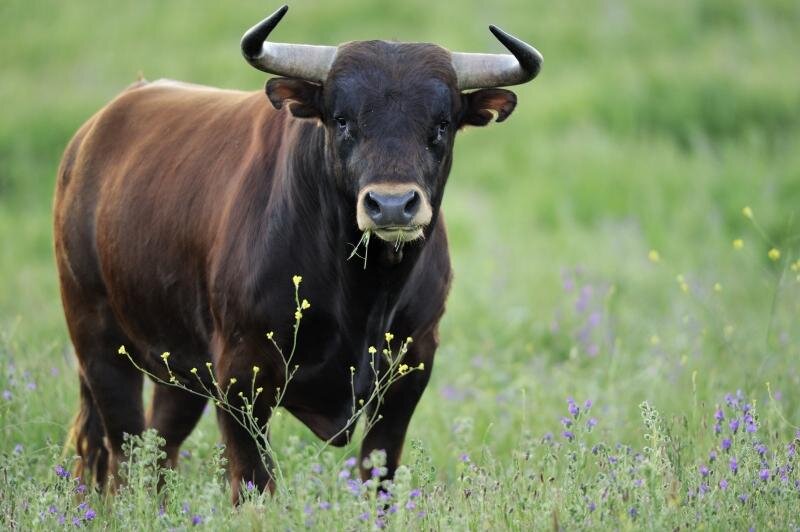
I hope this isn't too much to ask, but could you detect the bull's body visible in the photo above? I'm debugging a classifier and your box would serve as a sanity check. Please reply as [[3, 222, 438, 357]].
[[55, 79, 449, 491]]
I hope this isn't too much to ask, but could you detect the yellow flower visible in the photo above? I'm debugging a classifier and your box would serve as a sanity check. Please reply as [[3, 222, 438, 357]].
[[206, 362, 212, 369], [417, 362, 425, 370], [648, 250, 660, 263], [229, 377, 237, 384], [405, 336, 413, 344], [358, 399, 364, 406], [398, 364, 409, 374], [292, 275, 302, 287], [368, 346, 377, 355], [266, 331, 274, 340], [118, 345, 128, 355], [161, 352, 170, 360], [713, 283, 722, 292], [732, 239, 744, 250], [742, 206, 753, 219], [256, 387, 263, 394], [349, 366, 355, 373], [295, 310, 302, 320], [253, 366, 260, 374], [169, 376, 177, 383], [385, 332, 394, 343], [190, 367, 198, 374], [301, 299, 311, 310], [768, 248, 780, 261]]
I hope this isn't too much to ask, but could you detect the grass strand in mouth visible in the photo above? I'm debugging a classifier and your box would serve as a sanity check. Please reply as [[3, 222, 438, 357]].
[[346, 229, 371, 269]]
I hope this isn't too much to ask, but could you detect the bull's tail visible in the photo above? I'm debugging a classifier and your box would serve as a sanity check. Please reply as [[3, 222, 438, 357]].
[[64, 374, 109, 486]]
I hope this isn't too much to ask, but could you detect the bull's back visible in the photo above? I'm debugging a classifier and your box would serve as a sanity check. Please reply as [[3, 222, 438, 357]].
[[54, 80, 282, 346]]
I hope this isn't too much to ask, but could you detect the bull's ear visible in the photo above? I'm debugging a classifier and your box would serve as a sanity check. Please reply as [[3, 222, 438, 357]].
[[460, 88, 517, 127], [265, 78, 323, 119]]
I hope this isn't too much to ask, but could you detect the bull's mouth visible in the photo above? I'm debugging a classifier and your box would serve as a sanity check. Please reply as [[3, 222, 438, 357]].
[[372, 225, 424, 243]]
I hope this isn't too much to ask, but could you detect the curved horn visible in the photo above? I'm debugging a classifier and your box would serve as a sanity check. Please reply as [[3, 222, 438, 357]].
[[451, 25, 543, 89], [241, 5, 337, 83]]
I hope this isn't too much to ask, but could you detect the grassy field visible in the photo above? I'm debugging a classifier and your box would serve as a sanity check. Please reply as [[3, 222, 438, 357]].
[[2, 0, 800, 528]]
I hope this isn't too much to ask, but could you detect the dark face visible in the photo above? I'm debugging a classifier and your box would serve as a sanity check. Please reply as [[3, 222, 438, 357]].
[[266, 41, 518, 244]]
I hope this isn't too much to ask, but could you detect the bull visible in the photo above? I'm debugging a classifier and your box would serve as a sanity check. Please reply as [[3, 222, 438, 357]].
[[53, 5, 541, 501]]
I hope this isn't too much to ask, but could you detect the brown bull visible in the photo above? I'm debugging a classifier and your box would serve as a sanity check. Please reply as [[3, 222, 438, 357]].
[[53, 5, 541, 502]]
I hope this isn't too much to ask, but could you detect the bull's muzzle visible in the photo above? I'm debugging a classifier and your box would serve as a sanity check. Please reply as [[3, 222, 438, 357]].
[[356, 183, 432, 243]]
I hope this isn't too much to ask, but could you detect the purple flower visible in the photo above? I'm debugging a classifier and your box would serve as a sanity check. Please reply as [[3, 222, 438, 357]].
[[158, 506, 165, 517], [719, 479, 728, 490], [709, 450, 717, 462], [409, 488, 421, 499], [699, 465, 709, 478], [359, 512, 370, 521], [371, 467, 381, 478], [587, 418, 598, 429], [745, 420, 757, 433], [58, 514, 65, 525], [730, 457, 738, 474], [311, 463, 322, 474], [787, 443, 796, 458], [346, 479, 361, 495], [182, 502, 190, 514], [714, 408, 724, 421], [584, 399, 593, 409], [85, 509, 96, 521], [459, 453, 470, 463], [339, 469, 351, 479], [26, 381, 36, 391], [246, 480, 255, 491], [388, 504, 398, 514], [51, 366, 60, 376], [344, 457, 357, 468], [78, 502, 87, 511], [713, 423, 721, 434], [378, 490, 392, 502], [759, 468, 770, 482], [180, 449, 190, 458], [75, 484, 86, 494], [738, 493, 748, 504], [405, 501, 416, 510], [588, 501, 596, 512], [13, 444, 23, 454], [698, 483, 709, 495], [72, 517, 81, 526], [562, 431, 574, 441], [375, 518, 385, 529], [722, 438, 732, 452], [755, 443, 767, 457], [191, 515, 203, 526], [729, 418, 740, 434], [319, 501, 331, 510], [567, 398, 579, 418], [2, 390, 11, 401], [303, 504, 313, 516], [560, 417, 573, 428], [628, 507, 638, 519], [54, 465, 69, 479], [48, 505, 58, 514]]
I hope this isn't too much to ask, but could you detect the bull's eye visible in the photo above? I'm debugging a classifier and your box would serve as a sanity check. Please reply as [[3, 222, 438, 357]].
[[430, 120, 449, 146]]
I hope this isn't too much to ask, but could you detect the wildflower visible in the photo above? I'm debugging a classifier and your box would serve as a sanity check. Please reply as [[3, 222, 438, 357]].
[[698, 483, 709, 495], [714, 408, 724, 421], [787, 443, 796, 458], [648, 250, 660, 263], [26, 381, 36, 391], [459, 453, 470, 463], [417, 363, 425, 370], [729, 418, 740, 433], [405, 501, 416, 510], [182, 502, 190, 514], [742, 206, 753, 219], [398, 364, 409, 374], [13, 444, 23, 454], [347, 479, 361, 495], [371, 467, 381, 478], [48, 505, 58, 514], [75, 484, 87, 494], [733, 239, 744, 250], [345, 457, 357, 468], [628, 507, 638, 519], [161, 352, 170, 360], [301, 299, 311, 310], [2, 390, 11, 401], [759, 468, 770, 481], [205, 362, 212, 369], [409, 488, 421, 499], [738, 493, 748, 504], [584, 399, 593, 409], [699, 465, 709, 477], [588, 501, 596, 512], [709, 450, 717, 462], [560, 417, 573, 428], [292, 275, 302, 287], [118, 345, 127, 355], [359, 511, 370, 521], [562, 430, 574, 441], [54, 465, 69, 479], [730, 457, 738, 474], [252, 366, 260, 374], [768, 248, 781, 261], [190, 367, 197, 374], [319, 501, 331, 510], [192, 515, 203, 526], [714, 423, 721, 434], [587, 418, 598, 429], [755, 443, 767, 456], [719, 479, 728, 490], [368, 346, 377, 354], [85, 509, 96, 521], [385, 332, 394, 342], [229, 377, 237, 384], [567, 398, 579, 418], [722, 438, 732, 451]]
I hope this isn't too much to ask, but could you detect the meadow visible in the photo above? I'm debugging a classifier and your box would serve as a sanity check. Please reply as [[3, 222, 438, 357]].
[[2, 0, 800, 528]]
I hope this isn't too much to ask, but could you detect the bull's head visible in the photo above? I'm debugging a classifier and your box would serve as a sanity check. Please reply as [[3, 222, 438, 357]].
[[241, 5, 542, 246]]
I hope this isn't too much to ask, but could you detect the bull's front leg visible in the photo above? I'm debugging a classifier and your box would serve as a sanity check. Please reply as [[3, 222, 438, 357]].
[[359, 329, 436, 482], [212, 335, 276, 504]]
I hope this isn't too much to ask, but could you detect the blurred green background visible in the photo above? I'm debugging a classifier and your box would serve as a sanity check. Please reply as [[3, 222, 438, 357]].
[[2, 0, 799, 478]]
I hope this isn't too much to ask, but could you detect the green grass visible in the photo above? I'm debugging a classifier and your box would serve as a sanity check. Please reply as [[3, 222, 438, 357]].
[[2, 0, 800, 528]]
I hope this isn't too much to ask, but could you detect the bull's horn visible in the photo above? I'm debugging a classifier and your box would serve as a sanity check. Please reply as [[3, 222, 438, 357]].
[[241, 5, 337, 83], [451, 25, 543, 89]]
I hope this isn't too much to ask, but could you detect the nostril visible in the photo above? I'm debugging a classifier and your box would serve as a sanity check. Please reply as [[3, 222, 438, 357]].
[[364, 192, 382, 218], [403, 191, 420, 217]]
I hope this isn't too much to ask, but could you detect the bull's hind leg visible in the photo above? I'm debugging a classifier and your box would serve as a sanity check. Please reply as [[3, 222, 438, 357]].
[[146, 383, 208, 468], [64, 298, 145, 488]]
